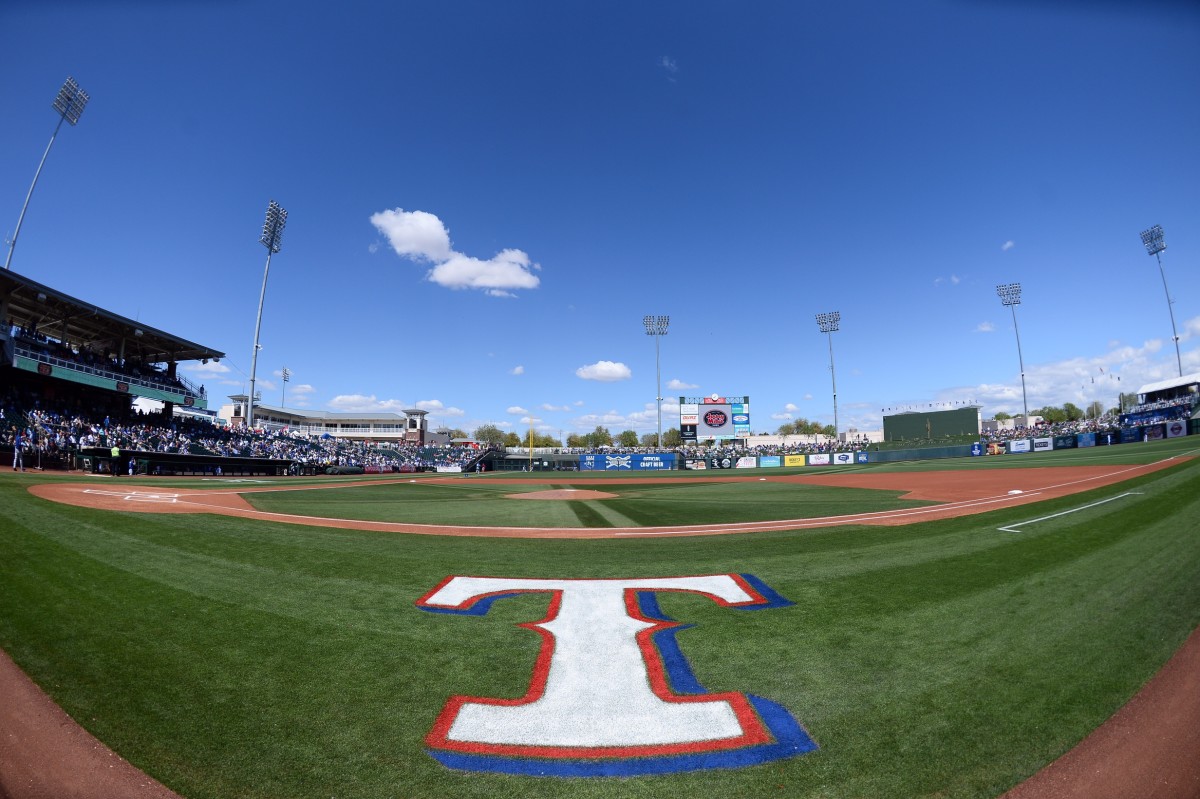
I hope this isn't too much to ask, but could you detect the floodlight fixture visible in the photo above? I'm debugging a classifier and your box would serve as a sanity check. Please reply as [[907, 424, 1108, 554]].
[[1139, 225, 1182, 377], [281, 367, 291, 408], [815, 311, 840, 334], [247, 200, 288, 429], [1140, 225, 1166, 257], [996, 282, 1030, 425], [815, 311, 840, 437], [52, 77, 90, 126], [644, 315, 670, 448], [996, 282, 1022, 307], [261, 200, 288, 253], [4, 76, 91, 271]]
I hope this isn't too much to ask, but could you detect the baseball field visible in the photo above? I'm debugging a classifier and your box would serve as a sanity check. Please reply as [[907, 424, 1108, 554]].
[[1, 437, 1198, 798]]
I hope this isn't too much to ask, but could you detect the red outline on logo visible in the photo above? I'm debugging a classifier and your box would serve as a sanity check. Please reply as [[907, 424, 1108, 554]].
[[419, 575, 779, 759]]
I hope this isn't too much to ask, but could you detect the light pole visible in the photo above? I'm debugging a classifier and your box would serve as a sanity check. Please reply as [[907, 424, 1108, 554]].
[[1140, 225, 1183, 378], [247, 200, 287, 430], [996, 283, 1030, 426], [281, 367, 291, 408], [643, 315, 669, 449], [5, 77, 90, 271], [815, 311, 840, 438]]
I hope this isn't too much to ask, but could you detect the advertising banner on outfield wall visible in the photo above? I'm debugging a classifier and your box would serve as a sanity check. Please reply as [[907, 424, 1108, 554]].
[[857, 452, 869, 463], [808, 453, 831, 465], [832, 452, 855, 465], [735, 456, 757, 468], [685, 458, 707, 469], [1077, 432, 1096, 447], [1120, 427, 1143, 444], [1008, 440, 1032, 453], [759, 456, 781, 468], [1032, 437, 1053, 452], [784, 455, 805, 467], [1053, 435, 1077, 449], [579, 453, 677, 470], [1166, 420, 1188, 438]]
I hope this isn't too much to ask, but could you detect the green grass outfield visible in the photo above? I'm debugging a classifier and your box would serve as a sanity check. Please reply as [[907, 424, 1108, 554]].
[[1, 437, 1198, 798]]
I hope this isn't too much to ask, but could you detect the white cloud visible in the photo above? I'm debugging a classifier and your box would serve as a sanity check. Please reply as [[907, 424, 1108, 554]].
[[511, 365, 525, 375], [370, 208, 540, 297], [1002, 240, 1015, 251], [976, 321, 996, 333], [666, 378, 698, 390], [540, 403, 570, 412], [327, 394, 409, 413], [507, 405, 528, 415], [369, 208, 452, 262], [784, 403, 799, 412], [415, 399, 465, 417], [427, 249, 540, 296], [576, 360, 632, 382], [659, 56, 679, 82], [182, 361, 230, 377], [291, 383, 315, 396], [771, 412, 793, 420]]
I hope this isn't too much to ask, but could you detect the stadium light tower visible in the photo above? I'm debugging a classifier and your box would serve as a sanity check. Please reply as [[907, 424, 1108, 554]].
[[247, 200, 287, 430], [644, 315, 669, 449], [996, 283, 1030, 426], [281, 367, 291, 408], [815, 311, 840, 438], [4, 77, 90, 271], [1140, 225, 1183, 378]]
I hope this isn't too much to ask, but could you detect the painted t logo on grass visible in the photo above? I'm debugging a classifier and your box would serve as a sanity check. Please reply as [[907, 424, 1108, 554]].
[[416, 574, 817, 776]]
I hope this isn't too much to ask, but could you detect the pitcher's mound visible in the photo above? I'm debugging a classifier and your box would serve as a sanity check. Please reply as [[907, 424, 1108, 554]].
[[507, 488, 617, 500]]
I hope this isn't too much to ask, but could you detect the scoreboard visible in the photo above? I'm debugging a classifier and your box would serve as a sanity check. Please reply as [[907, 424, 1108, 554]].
[[680, 394, 750, 441]]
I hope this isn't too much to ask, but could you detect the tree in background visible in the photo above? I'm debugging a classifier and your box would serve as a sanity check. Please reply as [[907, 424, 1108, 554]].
[[473, 424, 507, 445], [584, 426, 613, 448], [503, 432, 522, 448], [1085, 400, 1106, 420], [617, 430, 639, 447], [993, 412, 1011, 421]]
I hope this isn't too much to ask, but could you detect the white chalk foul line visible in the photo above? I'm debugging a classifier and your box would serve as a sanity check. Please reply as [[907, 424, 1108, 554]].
[[997, 492, 1143, 533]]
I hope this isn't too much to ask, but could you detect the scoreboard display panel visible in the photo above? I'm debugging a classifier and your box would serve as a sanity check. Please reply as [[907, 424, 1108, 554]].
[[680, 395, 750, 441]]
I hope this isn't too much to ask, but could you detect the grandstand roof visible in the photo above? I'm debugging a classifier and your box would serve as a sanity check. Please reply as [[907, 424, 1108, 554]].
[[1, 267, 224, 364], [1136, 372, 1200, 396]]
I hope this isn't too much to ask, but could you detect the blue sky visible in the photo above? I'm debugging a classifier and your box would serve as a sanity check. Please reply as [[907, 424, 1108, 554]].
[[3, 1, 1198, 438]]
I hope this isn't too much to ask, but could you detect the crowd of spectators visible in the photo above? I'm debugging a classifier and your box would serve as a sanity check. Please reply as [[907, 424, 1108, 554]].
[[1, 397, 490, 473], [1119, 396, 1197, 426], [9, 322, 198, 398]]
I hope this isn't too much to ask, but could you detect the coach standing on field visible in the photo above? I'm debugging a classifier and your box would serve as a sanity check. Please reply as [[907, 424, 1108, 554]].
[[110, 444, 121, 476]]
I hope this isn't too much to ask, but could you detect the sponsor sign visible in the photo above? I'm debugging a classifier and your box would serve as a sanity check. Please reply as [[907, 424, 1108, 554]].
[[731, 403, 748, 414], [703, 395, 727, 404], [832, 452, 854, 465], [1008, 439, 1031, 453], [808, 453, 831, 466], [732, 414, 749, 424], [436, 465, 464, 473], [734, 456, 757, 468], [580, 454, 677, 471], [707, 455, 736, 469], [783, 455, 805, 467], [1077, 432, 1096, 448], [970, 442, 983, 457], [681, 424, 698, 441], [684, 459, 707, 469], [1032, 437, 1053, 452], [680, 403, 699, 416], [856, 452, 869, 463], [759, 455, 781, 468], [1167, 420, 1187, 438], [703, 409, 729, 428], [1053, 435, 1077, 449], [1094, 432, 1118, 446], [680, 414, 699, 425], [416, 574, 817, 776], [1120, 427, 1142, 444]]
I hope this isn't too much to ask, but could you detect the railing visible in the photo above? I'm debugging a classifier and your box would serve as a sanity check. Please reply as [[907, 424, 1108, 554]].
[[15, 343, 196, 400]]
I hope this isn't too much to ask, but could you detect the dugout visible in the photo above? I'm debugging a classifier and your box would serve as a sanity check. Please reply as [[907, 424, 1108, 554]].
[[883, 406, 982, 442], [78, 447, 292, 476]]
